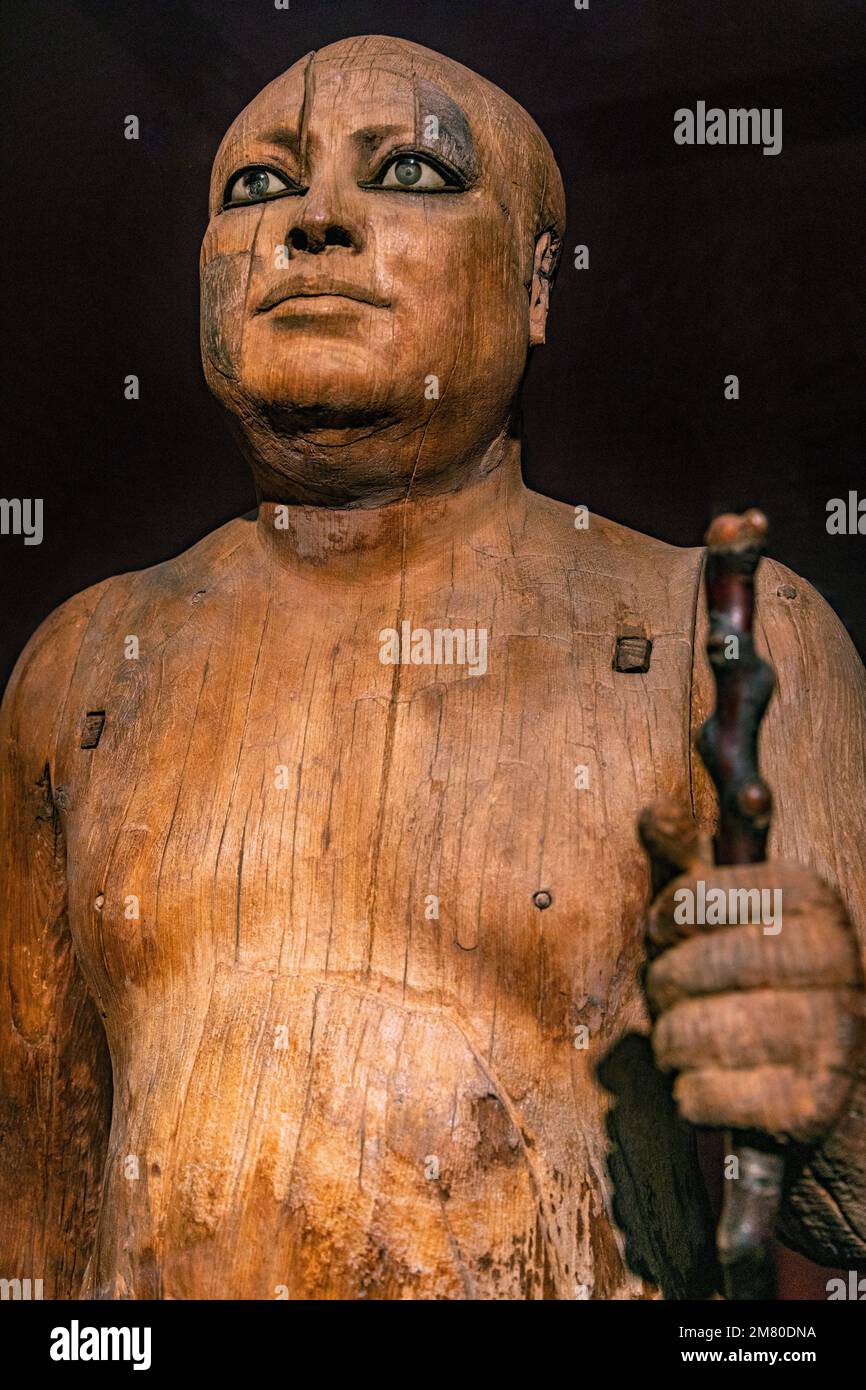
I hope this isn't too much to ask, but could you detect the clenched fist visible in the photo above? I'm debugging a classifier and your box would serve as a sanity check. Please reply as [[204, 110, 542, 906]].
[[639, 797, 866, 1145]]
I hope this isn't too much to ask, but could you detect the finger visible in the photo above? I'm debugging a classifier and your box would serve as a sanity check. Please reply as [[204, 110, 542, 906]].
[[646, 918, 863, 1012], [638, 796, 709, 897], [652, 988, 864, 1074], [647, 861, 844, 951], [673, 1065, 854, 1144]]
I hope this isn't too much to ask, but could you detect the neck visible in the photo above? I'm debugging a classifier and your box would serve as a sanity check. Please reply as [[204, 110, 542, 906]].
[[254, 436, 527, 585]]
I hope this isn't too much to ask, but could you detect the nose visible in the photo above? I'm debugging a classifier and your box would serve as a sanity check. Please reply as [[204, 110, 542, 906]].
[[284, 179, 363, 256]]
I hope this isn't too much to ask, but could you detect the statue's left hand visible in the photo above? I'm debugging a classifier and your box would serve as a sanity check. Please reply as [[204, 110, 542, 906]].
[[639, 797, 866, 1145]]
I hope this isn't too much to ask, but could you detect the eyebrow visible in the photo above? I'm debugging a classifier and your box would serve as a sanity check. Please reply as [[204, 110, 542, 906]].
[[352, 122, 415, 153], [254, 126, 303, 155]]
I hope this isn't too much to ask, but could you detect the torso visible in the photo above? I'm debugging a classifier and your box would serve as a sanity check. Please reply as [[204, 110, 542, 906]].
[[54, 486, 716, 1298]]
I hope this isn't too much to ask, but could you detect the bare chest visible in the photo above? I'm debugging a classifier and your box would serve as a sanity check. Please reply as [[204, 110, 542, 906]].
[[56, 573, 690, 1036], [57, 549, 709, 1299]]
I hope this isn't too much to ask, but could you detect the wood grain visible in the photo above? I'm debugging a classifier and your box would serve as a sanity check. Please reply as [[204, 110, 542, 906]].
[[2, 35, 864, 1299]]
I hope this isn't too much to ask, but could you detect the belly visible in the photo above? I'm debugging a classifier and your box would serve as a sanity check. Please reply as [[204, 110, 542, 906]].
[[84, 970, 593, 1300]]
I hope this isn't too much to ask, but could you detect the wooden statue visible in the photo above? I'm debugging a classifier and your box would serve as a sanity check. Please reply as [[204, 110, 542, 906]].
[[1, 35, 864, 1301]]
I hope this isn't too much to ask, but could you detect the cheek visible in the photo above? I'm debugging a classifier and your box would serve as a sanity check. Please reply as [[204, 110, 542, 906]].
[[199, 212, 261, 380], [201, 254, 249, 379], [376, 205, 527, 359]]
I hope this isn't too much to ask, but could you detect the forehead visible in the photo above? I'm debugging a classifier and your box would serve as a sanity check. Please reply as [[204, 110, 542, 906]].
[[308, 58, 475, 136], [215, 55, 479, 172]]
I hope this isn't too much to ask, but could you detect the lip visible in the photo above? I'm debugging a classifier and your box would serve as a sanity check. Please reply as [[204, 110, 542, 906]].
[[255, 282, 390, 313]]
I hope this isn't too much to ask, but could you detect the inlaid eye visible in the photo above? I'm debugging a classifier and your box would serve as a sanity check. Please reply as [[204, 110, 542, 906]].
[[377, 155, 451, 191], [224, 166, 295, 206]]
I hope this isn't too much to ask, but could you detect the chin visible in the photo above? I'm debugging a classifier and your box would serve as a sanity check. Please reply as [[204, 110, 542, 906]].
[[246, 342, 387, 402], [243, 365, 421, 435]]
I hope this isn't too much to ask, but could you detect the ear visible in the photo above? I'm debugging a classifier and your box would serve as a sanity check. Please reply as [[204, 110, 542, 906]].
[[528, 230, 559, 346]]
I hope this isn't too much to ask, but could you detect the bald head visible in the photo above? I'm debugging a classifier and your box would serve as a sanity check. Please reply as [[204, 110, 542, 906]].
[[200, 36, 567, 504]]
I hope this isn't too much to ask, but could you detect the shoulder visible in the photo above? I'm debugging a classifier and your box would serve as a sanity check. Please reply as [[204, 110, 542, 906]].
[[692, 550, 866, 724], [755, 555, 866, 700], [521, 487, 702, 573], [517, 487, 705, 624], [91, 513, 256, 621], [1, 515, 256, 742], [1, 580, 111, 732]]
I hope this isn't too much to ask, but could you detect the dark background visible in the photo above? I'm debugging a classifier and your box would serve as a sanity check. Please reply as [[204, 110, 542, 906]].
[[1, 0, 864, 1299]]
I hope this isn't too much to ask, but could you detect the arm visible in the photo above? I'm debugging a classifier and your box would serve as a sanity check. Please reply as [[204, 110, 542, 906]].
[[689, 554, 866, 1266], [0, 590, 113, 1297]]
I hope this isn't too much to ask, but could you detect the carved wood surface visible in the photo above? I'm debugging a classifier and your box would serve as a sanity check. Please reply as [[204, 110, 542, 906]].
[[3, 465, 865, 1297], [2, 34, 865, 1300]]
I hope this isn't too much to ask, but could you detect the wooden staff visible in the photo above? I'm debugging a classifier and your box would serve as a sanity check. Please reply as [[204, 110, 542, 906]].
[[695, 508, 784, 1301]]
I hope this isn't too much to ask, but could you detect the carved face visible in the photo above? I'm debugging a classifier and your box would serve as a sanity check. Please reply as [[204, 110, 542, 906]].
[[200, 36, 564, 494]]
